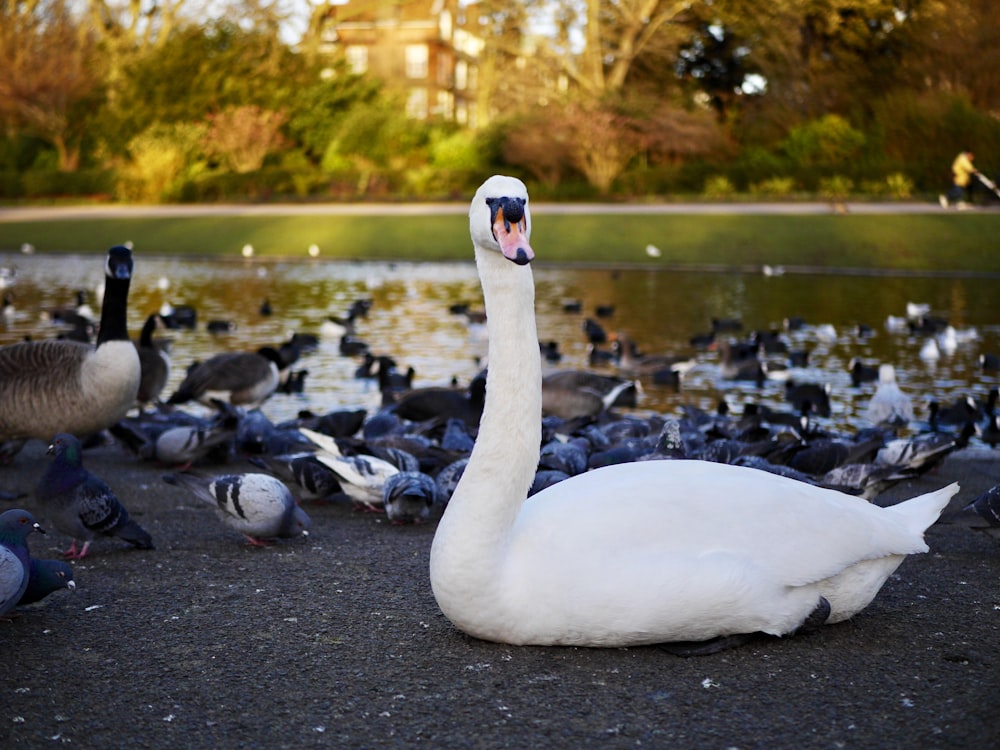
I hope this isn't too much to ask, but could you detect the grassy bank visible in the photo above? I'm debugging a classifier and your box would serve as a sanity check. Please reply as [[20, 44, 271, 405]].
[[1, 210, 998, 273]]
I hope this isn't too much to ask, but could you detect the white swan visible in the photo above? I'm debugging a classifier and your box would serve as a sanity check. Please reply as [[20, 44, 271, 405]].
[[429, 175, 959, 650]]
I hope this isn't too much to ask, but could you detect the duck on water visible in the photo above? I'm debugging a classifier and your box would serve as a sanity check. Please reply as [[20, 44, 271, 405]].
[[428, 175, 958, 653]]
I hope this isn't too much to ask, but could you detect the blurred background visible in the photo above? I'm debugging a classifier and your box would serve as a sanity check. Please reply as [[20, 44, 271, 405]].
[[1, 0, 998, 204]]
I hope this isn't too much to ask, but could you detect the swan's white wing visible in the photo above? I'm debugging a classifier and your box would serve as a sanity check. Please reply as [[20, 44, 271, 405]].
[[516, 460, 941, 587]]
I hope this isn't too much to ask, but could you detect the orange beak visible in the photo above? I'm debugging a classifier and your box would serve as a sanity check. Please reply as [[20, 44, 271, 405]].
[[492, 201, 534, 265]]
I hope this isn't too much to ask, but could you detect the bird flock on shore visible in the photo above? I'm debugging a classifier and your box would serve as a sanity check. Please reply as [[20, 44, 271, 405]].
[[2, 188, 999, 644]]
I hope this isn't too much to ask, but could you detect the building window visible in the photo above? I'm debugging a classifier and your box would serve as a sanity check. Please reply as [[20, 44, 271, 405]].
[[406, 88, 428, 119], [346, 45, 368, 74], [439, 10, 452, 40], [435, 91, 454, 119], [455, 60, 467, 90], [405, 44, 429, 79]]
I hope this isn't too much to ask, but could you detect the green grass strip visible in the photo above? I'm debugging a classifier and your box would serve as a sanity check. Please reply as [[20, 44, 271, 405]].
[[1, 211, 998, 273]]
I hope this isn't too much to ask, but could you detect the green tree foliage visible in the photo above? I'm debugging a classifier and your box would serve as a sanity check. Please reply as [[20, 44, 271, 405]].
[[117, 122, 206, 202], [285, 67, 383, 162], [782, 114, 866, 168], [3, 0, 1000, 199], [102, 20, 315, 157]]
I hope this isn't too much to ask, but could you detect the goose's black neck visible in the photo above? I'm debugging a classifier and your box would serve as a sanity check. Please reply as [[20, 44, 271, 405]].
[[138, 314, 157, 347], [96, 247, 133, 347]]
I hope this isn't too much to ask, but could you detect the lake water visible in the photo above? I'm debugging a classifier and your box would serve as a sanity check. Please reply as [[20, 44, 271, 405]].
[[2, 252, 998, 440]]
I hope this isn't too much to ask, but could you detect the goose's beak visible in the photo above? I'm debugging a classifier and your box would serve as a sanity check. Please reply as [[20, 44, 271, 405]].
[[491, 199, 534, 265]]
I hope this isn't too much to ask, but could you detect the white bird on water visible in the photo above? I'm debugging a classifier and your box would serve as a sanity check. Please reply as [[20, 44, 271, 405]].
[[428, 175, 958, 653], [865, 364, 914, 427]]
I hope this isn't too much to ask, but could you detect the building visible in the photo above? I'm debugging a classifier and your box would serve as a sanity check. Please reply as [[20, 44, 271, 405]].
[[315, 0, 485, 126]]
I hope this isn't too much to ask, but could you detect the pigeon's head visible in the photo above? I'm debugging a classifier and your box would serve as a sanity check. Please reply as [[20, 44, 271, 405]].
[[47, 433, 83, 465], [0, 508, 45, 541]]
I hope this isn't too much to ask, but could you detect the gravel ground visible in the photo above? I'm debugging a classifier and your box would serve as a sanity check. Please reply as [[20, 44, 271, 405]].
[[2, 439, 998, 750]]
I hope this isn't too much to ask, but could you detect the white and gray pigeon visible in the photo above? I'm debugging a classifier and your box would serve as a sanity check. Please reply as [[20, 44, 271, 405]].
[[141, 418, 238, 467], [162, 471, 311, 545], [248, 452, 344, 502], [1, 508, 46, 617], [299, 427, 398, 511], [35, 433, 154, 559], [382, 471, 439, 524]]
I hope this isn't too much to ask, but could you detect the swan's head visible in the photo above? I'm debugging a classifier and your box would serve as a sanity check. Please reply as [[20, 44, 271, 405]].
[[470, 175, 534, 266]]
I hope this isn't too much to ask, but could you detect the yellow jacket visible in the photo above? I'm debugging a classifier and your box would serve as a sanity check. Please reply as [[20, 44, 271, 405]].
[[952, 152, 977, 187]]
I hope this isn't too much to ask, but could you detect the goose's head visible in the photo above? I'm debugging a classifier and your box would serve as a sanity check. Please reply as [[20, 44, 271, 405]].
[[470, 175, 534, 266], [106, 245, 134, 280]]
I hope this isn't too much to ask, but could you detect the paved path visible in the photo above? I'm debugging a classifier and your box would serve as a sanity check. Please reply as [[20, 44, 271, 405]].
[[2, 440, 998, 749]]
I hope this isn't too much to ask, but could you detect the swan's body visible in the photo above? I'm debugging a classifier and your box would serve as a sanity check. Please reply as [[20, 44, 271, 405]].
[[429, 175, 958, 649]]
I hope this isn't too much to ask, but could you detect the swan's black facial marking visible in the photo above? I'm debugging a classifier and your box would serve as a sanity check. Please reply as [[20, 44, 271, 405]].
[[484, 195, 533, 265], [486, 196, 526, 232]]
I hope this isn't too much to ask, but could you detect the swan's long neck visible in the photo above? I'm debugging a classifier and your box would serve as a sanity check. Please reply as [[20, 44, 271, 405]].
[[430, 246, 541, 596]]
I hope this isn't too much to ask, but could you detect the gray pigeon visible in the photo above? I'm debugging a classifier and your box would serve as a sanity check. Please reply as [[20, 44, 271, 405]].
[[1, 508, 45, 617], [951, 483, 1000, 540], [249, 452, 344, 502], [162, 472, 311, 545], [19, 558, 76, 605], [142, 418, 238, 467], [35, 433, 154, 559], [382, 471, 438, 524]]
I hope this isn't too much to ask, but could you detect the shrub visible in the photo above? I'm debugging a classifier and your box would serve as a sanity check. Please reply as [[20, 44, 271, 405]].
[[202, 105, 289, 174], [0, 170, 21, 198], [883, 172, 914, 199], [750, 177, 797, 197], [117, 123, 206, 202], [702, 175, 736, 199], [782, 115, 865, 168], [430, 131, 483, 171], [818, 175, 854, 200], [21, 169, 114, 198]]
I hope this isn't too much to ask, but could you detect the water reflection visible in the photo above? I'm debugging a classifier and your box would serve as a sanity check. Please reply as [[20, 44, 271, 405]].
[[2, 253, 998, 439]]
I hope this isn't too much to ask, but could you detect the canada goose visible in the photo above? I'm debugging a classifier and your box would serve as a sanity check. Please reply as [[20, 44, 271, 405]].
[[167, 347, 285, 408], [0, 246, 140, 442], [135, 313, 170, 409]]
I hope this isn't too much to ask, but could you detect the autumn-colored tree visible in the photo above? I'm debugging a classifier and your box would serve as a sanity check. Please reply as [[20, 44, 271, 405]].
[[557, 102, 651, 194], [202, 105, 288, 174], [0, 0, 104, 170], [500, 112, 576, 189]]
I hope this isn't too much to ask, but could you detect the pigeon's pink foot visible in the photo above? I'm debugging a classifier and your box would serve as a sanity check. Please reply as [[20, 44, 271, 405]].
[[244, 535, 274, 547], [62, 541, 90, 559]]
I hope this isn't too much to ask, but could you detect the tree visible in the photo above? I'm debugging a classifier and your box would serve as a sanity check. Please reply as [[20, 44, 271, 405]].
[[202, 105, 288, 173], [0, 0, 104, 170], [674, 11, 762, 121], [902, 0, 1000, 112], [103, 20, 316, 157], [561, 103, 648, 193], [285, 65, 383, 163]]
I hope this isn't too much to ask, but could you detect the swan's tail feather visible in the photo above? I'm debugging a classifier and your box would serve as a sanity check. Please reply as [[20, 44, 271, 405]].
[[885, 482, 959, 537]]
